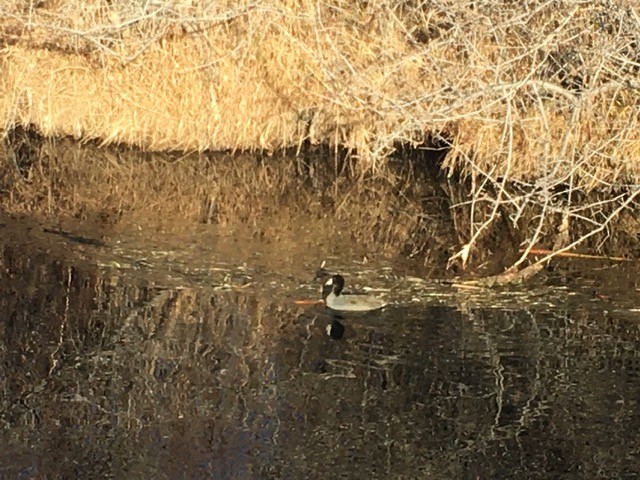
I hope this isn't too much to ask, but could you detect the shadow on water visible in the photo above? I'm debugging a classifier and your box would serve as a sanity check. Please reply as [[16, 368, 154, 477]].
[[2, 243, 640, 479]]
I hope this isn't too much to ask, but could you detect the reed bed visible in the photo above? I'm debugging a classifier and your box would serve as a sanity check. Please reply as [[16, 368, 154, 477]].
[[0, 0, 639, 270]]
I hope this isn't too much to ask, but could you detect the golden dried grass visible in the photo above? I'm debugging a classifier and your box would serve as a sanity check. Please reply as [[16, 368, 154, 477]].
[[1, 0, 640, 271], [0, 1, 635, 183]]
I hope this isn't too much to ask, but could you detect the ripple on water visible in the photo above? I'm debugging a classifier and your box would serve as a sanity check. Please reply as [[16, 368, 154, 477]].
[[1, 226, 640, 478]]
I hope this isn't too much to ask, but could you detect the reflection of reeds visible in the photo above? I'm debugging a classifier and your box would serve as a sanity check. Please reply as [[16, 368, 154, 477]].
[[0, 250, 294, 475], [0, 135, 452, 265], [2, 250, 640, 476]]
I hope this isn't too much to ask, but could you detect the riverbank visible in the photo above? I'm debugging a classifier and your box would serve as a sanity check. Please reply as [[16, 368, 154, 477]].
[[1, 1, 638, 178], [1, 131, 639, 280], [1, 1, 639, 272]]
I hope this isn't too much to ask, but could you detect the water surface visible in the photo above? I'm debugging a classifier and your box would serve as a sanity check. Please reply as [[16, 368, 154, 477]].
[[1, 227, 639, 479]]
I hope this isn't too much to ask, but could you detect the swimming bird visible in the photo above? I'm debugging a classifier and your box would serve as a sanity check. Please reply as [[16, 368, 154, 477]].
[[322, 274, 386, 312]]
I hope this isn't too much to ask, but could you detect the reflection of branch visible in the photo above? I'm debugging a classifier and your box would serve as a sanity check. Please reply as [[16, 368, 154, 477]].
[[514, 310, 542, 440]]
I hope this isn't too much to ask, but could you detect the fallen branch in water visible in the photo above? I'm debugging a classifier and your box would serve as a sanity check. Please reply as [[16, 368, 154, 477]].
[[458, 188, 640, 287], [519, 248, 632, 262], [457, 263, 545, 288]]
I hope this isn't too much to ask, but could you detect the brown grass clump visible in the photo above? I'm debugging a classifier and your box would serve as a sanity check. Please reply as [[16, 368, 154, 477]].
[[0, 0, 639, 270]]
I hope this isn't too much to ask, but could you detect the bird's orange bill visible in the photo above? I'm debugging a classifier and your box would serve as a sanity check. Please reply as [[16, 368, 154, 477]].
[[293, 299, 325, 306]]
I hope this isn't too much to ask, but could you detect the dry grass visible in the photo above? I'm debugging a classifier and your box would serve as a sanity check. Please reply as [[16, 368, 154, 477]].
[[0, 0, 639, 269], [0, 1, 636, 173]]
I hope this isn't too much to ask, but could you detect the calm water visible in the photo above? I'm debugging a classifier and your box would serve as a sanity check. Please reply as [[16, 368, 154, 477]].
[[1, 247, 640, 479]]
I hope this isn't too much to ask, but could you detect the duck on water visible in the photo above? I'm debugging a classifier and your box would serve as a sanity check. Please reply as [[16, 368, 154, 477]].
[[322, 274, 387, 312]]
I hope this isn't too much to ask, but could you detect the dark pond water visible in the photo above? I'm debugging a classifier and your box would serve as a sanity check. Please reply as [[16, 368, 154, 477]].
[[2, 241, 640, 479]]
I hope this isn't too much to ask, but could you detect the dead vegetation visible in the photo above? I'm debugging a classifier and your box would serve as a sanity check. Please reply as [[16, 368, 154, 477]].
[[0, 1, 639, 273]]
